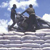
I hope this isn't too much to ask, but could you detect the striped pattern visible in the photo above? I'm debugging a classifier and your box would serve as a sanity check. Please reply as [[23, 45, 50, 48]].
[[0, 29, 50, 50]]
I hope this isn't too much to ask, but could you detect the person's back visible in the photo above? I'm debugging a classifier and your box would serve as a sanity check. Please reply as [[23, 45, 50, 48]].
[[26, 7, 35, 15]]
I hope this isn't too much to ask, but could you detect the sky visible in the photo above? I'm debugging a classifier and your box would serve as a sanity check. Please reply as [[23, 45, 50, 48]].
[[0, 0, 50, 32]]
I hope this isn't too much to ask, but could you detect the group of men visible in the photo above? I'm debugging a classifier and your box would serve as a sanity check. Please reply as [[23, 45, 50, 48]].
[[9, 4, 39, 31]]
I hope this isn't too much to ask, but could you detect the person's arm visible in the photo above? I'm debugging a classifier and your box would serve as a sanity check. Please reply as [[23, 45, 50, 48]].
[[21, 9, 27, 15], [21, 11, 26, 15]]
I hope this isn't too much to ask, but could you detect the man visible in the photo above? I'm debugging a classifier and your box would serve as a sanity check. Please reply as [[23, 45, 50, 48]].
[[21, 4, 39, 31], [9, 4, 17, 30]]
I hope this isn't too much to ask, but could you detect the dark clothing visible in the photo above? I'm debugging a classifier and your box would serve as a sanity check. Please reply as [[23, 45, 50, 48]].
[[10, 18, 16, 28], [11, 8, 16, 19], [27, 14, 39, 31], [10, 7, 16, 29]]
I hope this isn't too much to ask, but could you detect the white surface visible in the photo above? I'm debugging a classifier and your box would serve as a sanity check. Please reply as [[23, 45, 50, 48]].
[[0, 30, 50, 50]]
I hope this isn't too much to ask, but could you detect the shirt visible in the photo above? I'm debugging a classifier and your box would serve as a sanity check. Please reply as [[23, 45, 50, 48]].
[[11, 7, 16, 19], [26, 8, 35, 15]]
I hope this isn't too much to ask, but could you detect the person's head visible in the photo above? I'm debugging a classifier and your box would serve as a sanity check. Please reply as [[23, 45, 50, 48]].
[[13, 4, 17, 9], [29, 4, 33, 8]]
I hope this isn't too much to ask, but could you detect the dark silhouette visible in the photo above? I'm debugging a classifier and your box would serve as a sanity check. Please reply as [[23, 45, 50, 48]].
[[9, 4, 17, 30], [21, 4, 39, 31]]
